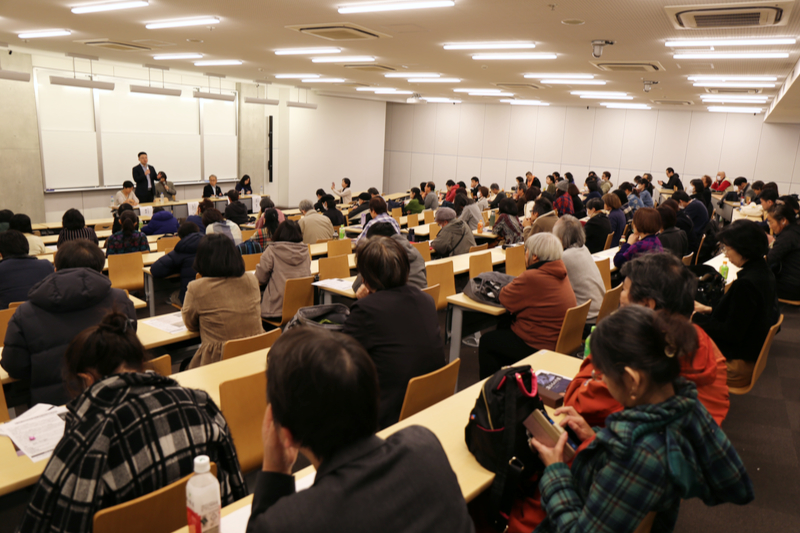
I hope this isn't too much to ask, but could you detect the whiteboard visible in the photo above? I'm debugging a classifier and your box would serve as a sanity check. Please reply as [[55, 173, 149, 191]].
[[102, 132, 202, 185], [204, 134, 238, 181]]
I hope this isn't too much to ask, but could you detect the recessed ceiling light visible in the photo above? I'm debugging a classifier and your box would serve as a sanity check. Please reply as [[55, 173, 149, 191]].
[[422, 97, 462, 103], [701, 97, 769, 104], [602, 103, 651, 110], [312, 56, 375, 63], [408, 78, 461, 83], [688, 75, 778, 81], [500, 99, 549, 106], [666, 38, 796, 47], [579, 95, 633, 100], [193, 59, 242, 66], [693, 82, 775, 88], [72, 1, 149, 14], [571, 91, 628, 96], [561, 19, 585, 25], [301, 78, 345, 83], [443, 42, 535, 50], [153, 53, 203, 60], [275, 74, 320, 79], [524, 73, 593, 79], [673, 52, 789, 59], [18, 29, 71, 39], [385, 72, 440, 78], [338, 1, 454, 14], [472, 53, 557, 60], [707, 106, 763, 114], [541, 79, 606, 85], [274, 47, 341, 55], [146, 17, 220, 30]]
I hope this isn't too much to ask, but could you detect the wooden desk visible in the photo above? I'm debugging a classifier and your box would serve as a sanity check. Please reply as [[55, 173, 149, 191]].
[[173, 349, 269, 406], [428, 247, 506, 276], [318, 276, 358, 304], [704, 252, 739, 286], [308, 240, 355, 258], [591, 246, 620, 272], [447, 293, 507, 364], [137, 315, 200, 350]]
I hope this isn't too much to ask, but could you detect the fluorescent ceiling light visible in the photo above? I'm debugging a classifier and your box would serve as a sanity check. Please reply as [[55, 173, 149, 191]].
[[275, 74, 319, 79], [146, 17, 220, 30], [700, 94, 768, 100], [287, 101, 318, 109], [193, 91, 235, 101], [524, 73, 593, 79], [541, 79, 606, 85], [673, 52, 789, 59], [707, 106, 762, 114], [469, 92, 514, 96], [472, 53, 557, 60], [385, 72, 439, 78], [375, 90, 412, 94], [72, 1, 148, 14], [274, 47, 340, 55], [18, 30, 71, 39], [338, 1, 454, 14], [602, 103, 651, 109], [130, 85, 181, 96], [701, 97, 769, 104], [194, 60, 242, 66], [50, 76, 114, 90], [500, 99, 549, 106], [422, 97, 461, 103], [153, 53, 203, 60], [453, 88, 504, 93], [688, 75, 777, 81], [312, 56, 374, 63], [245, 97, 280, 105], [579, 95, 633, 100], [444, 42, 535, 50], [0, 70, 31, 82], [301, 78, 345, 83], [666, 38, 796, 47], [571, 91, 628, 97], [693, 82, 775, 88], [408, 78, 460, 83]]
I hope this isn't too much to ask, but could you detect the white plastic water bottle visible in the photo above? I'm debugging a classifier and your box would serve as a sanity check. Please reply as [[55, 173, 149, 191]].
[[186, 455, 221, 533], [110, 195, 115, 208], [160, 192, 165, 204], [260, 185, 264, 195]]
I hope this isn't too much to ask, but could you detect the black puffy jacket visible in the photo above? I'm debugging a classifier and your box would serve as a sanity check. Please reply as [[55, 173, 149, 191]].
[[150, 232, 202, 302]]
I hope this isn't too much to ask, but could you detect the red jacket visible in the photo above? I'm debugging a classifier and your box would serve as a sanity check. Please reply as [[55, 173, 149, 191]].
[[710, 179, 731, 192], [563, 324, 729, 427], [445, 186, 457, 203], [499, 260, 577, 351]]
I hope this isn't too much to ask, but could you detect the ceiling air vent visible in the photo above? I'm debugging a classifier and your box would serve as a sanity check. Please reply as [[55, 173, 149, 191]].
[[592, 61, 665, 72], [77, 39, 152, 51], [286, 23, 391, 41], [345, 64, 395, 72], [653, 99, 693, 106], [706, 87, 762, 94], [665, 2, 793, 29], [494, 82, 542, 90]]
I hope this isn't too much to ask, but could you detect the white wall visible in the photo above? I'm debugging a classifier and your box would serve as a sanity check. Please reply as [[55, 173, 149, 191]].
[[383, 102, 800, 196]]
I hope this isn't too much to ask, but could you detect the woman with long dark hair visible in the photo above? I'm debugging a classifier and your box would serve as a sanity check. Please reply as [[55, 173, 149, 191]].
[[105, 210, 149, 255]]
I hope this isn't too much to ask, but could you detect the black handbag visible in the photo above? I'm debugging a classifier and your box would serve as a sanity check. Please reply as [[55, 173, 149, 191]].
[[689, 265, 726, 308]]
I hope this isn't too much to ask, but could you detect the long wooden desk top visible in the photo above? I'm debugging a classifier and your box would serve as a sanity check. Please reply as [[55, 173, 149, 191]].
[[137, 316, 200, 350], [39, 251, 165, 272], [428, 247, 507, 276], [447, 293, 507, 315]]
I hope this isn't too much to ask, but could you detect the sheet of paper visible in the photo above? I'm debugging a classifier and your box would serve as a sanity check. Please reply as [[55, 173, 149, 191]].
[[219, 473, 315, 533], [312, 279, 354, 291], [45, 245, 58, 253], [1, 405, 68, 462], [144, 311, 187, 335]]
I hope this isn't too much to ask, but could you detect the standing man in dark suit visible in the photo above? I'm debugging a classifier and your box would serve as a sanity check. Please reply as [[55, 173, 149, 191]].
[[132, 152, 156, 203]]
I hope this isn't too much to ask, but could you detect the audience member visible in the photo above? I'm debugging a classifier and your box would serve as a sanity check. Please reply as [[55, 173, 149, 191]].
[[203, 208, 243, 245], [0, 209, 12, 232], [0, 230, 54, 309], [141, 206, 179, 235], [583, 198, 613, 253], [113, 180, 139, 208], [492, 198, 524, 244], [613, 207, 663, 269], [600, 171, 613, 194], [236, 174, 253, 195], [313, 188, 327, 212], [254, 197, 285, 229], [673, 190, 709, 240], [255, 220, 312, 319], [711, 171, 731, 192], [476, 186, 490, 211], [603, 193, 626, 247], [1, 240, 135, 405], [431, 207, 476, 257], [331, 177, 352, 204], [182, 234, 263, 368], [523, 197, 558, 239], [404, 188, 425, 215], [657, 205, 688, 258], [225, 189, 250, 226], [356, 197, 400, 244], [203, 174, 223, 198], [766, 203, 800, 301], [489, 183, 506, 209], [186, 199, 212, 233], [658, 167, 684, 190], [251, 208, 280, 249], [751, 181, 764, 203], [691, 178, 712, 214], [734, 177, 755, 202], [636, 178, 654, 208], [424, 181, 439, 211], [106, 211, 150, 255], [544, 175, 556, 196], [353, 223, 426, 292], [57, 209, 99, 246], [298, 199, 335, 244], [9, 213, 47, 255], [662, 198, 698, 251], [454, 194, 482, 231], [553, 181, 574, 217], [150, 222, 202, 305], [321, 194, 346, 227], [348, 192, 373, 223], [110, 203, 134, 234], [526, 171, 541, 189], [443, 179, 458, 205], [620, 182, 643, 213], [758, 188, 779, 213], [469, 176, 481, 198], [568, 183, 585, 218], [585, 179, 602, 202], [155, 172, 177, 201]]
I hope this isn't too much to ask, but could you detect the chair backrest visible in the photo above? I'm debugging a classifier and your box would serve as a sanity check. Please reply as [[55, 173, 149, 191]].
[[420, 284, 440, 305], [595, 257, 612, 291], [327, 238, 351, 258], [156, 236, 180, 253], [391, 207, 402, 218], [288, 214, 302, 221], [505, 245, 526, 277], [241, 229, 256, 241], [555, 299, 592, 355], [595, 284, 623, 324], [108, 252, 145, 292], [603, 232, 614, 251], [7, 301, 23, 309], [93, 464, 217, 533], [222, 330, 281, 361], [391, 213, 401, 225], [398, 359, 461, 421], [469, 251, 493, 279], [220, 372, 267, 473], [243, 253, 261, 272], [426, 261, 456, 311], [411, 241, 432, 262], [144, 354, 172, 376], [730, 314, 784, 394], [0, 379, 9, 423], [429, 223, 441, 239], [682, 253, 694, 266], [469, 243, 488, 253], [424, 210, 435, 224], [279, 276, 315, 326], [633, 511, 657, 533], [482, 210, 490, 224], [94, 222, 113, 231], [318, 254, 351, 281], [695, 234, 707, 265], [407, 213, 419, 227]]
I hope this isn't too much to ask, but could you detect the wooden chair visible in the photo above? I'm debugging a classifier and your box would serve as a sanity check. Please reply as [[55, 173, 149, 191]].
[[319, 254, 351, 281], [424, 210, 435, 224], [595, 284, 623, 324], [93, 464, 217, 533], [430, 223, 441, 239], [469, 243, 488, 253], [408, 213, 419, 228], [108, 252, 145, 292], [411, 241, 432, 261], [315, 238, 334, 244], [426, 261, 456, 311], [0, 380, 9, 423], [481, 210, 490, 225], [469, 251, 493, 279], [633, 512, 657, 533], [144, 354, 172, 377], [7, 301, 23, 309], [595, 257, 612, 291], [391, 207, 402, 218], [421, 284, 440, 305], [327, 238, 352, 258], [392, 213, 401, 225], [554, 300, 592, 355], [729, 314, 784, 395], [220, 372, 267, 473], [779, 298, 800, 306], [398, 359, 461, 421], [603, 232, 614, 251], [505, 245, 525, 277], [263, 276, 315, 328], [243, 253, 262, 272], [681, 253, 694, 266], [94, 222, 113, 232], [156, 236, 180, 253], [695, 234, 706, 265], [288, 214, 302, 221], [241, 229, 256, 241], [222, 330, 281, 361]]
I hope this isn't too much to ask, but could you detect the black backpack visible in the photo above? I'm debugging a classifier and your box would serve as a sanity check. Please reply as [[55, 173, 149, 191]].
[[465, 365, 545, 531], [689, 265, 726, 308]]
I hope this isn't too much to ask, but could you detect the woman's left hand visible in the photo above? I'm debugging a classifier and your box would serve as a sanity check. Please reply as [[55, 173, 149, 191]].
[[529, 431, 569, 467], [627, 232, 640, 245]]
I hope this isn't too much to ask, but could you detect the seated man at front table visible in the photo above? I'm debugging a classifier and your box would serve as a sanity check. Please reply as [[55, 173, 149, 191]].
[[113, 180, 139, 209], [245, 327, 474, 533], [155, 171, 177, 201], [203, 174, 223, 198]]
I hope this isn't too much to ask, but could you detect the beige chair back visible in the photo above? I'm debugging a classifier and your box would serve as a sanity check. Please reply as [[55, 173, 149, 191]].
[[7, 301, 23, 309], [424, 210, 435, 224], [426, 262, 456, 311], [327, 238, 352, 258], [398, 359, 461, 421], [391, 207, 402, 218], [94, 222, 113, 232], [220, 372, 267, 473], [603, 232, 614, 251], [555, 300, 592, 355], [695, 234, 706, 265], [108, 252, 145, 292], [421, 284, 440, 305], [288, 214, 302, 221], [222, 330, 281, 361], [144, 354, 172, 377], [241, 229, 256, 241], [243, 253, 261, 272], [505, 245, 526, 277], [729, 314, 784, 395], [407, 213, 419, 228], [156, 236, 180, 253], [469, 251, 493, 279], [429, 223, 441, 239], [263, 276, 315, 327], [681, 253, 694, 266], [319, 254, 351, 281], [0, 380, 9, 423], [595, 284, 623, 324], [595, 257, 612, 291], [469, 243, 488, 253], [93, 464, 217, 533], [411, 241, 432, 262]]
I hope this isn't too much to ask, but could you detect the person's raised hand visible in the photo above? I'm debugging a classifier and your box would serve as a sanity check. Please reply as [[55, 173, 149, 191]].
[[554, 406, 595, 442], [261, 404, 299, 475], [529, 430, 569, 467]]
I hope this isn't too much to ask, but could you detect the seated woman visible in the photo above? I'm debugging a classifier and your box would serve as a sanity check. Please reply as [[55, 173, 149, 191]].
[[186, 199, 212, 233], [478, 233, 577, 378], [522, 197, 557, 239], [454, 194, 482, 231], [236, 174, 253, 195], [492, 198, 524, 244], [321, 194, 346, 227], [202, 208, 243, 245], [430, 207, 476, 257], [111, 203, 134, 234], [57, 208, 98, 246], [254, 196, 285, 229], [620, 182, 643, 213], [251, 208, 280, 249], [553, 216, 605, 332], [150, 222, 202, 305], [0, 230, 54, 309], [766, 203, 800, 301], [584, 179, 602, 202], [693, 220, 779, 388], [583, 198, 612, 254], [476, 186, 490, 211], [105, 211, 150, 256], [331, 177, 352, 205], [182, 234, 263, 368], [613, 207, 663, 269], [636, 177, 654, 208], [568, 183, 585, 219], [9, 213, 47, 255], [657, 205, 688, 258], [255, 220, 311, 319], [691, 178, 712, 216], [553, 181, 574, 217], [342, 236, 443, 429], [603, 193, 627, 248], [522, 306, 752, 533], [404, 187, 425, 215], [19, 311, 246, 533]]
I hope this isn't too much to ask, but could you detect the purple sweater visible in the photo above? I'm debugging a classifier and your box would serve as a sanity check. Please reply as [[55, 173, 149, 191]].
[[613, 234, 664, 269]]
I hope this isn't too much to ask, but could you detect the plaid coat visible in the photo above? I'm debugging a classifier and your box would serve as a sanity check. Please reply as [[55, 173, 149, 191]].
[[536, 379, 753, 533], [18, 372, 247, 533]]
